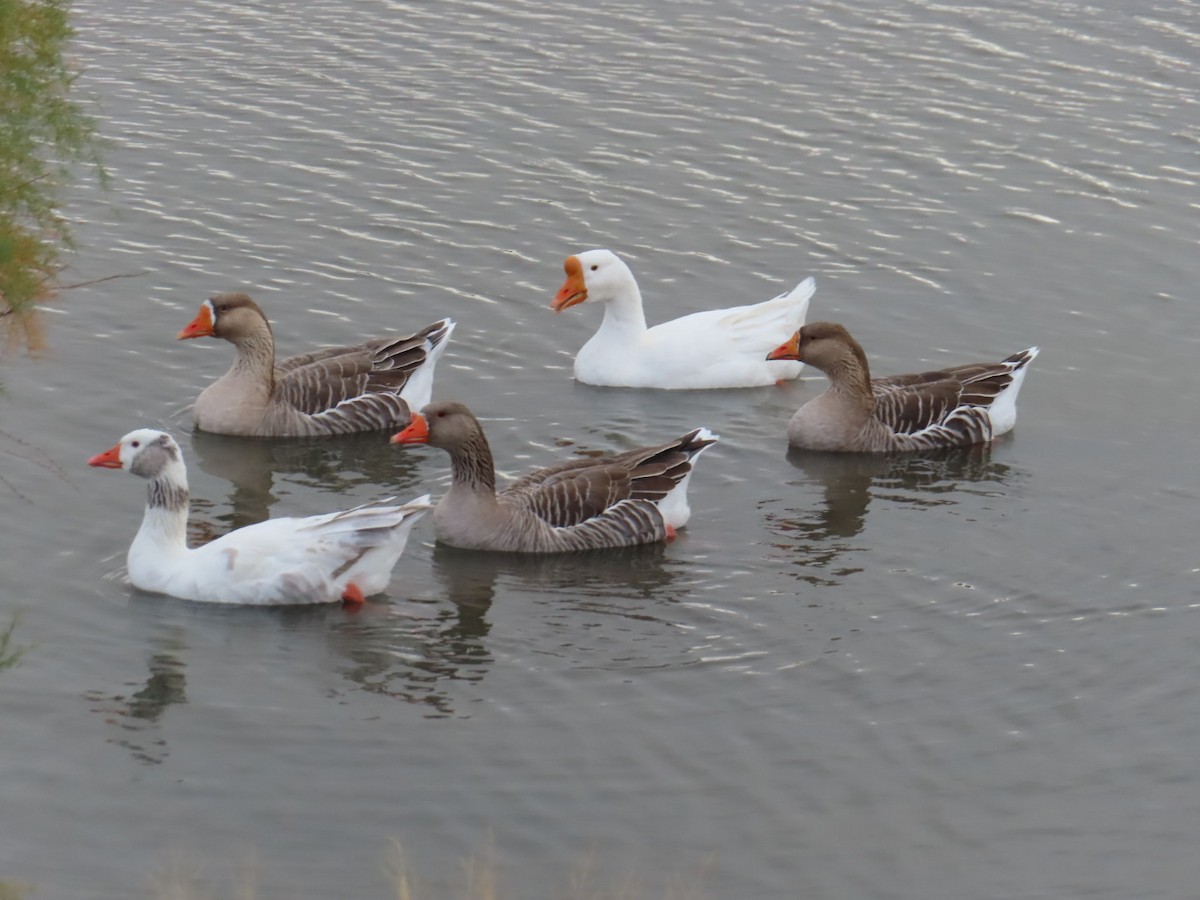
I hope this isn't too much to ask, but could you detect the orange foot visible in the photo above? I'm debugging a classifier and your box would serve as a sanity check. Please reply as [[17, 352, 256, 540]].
[[664, 524, 678, 542], [341, 582, 366, 606]]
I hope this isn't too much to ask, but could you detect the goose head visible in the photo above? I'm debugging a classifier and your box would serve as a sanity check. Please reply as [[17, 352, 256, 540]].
[[88, 429, 184, 479], [177, 293, 272, 343], [390, 401, 483, 451], [552, 249, 635, 312], [767, 322, 866, 374]]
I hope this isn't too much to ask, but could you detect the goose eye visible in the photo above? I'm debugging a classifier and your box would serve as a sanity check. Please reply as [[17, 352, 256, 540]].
[[131, 441, 140, 448], [590, 264, 598, 271]]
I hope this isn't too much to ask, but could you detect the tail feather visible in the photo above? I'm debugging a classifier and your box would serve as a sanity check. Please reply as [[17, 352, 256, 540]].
[[398, 320, 455, 410], [650, 427, 718, 528], [720, 278, 814, 344], [986, 348, 1038, 436], [299, 495, 432, 537]]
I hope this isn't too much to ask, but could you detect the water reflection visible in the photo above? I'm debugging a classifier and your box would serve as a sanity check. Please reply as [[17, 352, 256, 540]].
[[85, 628, 188, 766], [326, 541, 691, 715], [0, 427, 79, 507], [89, 603, 341, 764], [327, 599, 491, 719], [187, 430, 422, 531], [437, 542, 719, 674], [105, 564, 496, 723], [431, 541, 681, 608], [326, 548, 497, 717], [765, 445, 1015, 584]]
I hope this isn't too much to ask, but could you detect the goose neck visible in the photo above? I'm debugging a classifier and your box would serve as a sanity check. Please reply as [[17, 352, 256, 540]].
[[446, 431, 498, 496], [228, 330, 277, 387], [823, 353, 874, 403], [136, 473, 191, 549], [595, 281, 648, 336]]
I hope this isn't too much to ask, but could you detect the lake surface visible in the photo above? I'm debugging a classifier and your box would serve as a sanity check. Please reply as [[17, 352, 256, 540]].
[[2, 0, 1198, 897]]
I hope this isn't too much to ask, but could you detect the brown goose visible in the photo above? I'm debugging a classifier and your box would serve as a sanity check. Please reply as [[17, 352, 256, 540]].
[[177, 293, 454, 437], [766, 322, 1038, 452], [390, 401, 718, 552]]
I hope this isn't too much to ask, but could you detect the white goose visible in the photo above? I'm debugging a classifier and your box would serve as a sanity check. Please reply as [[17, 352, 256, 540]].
[[767, 322, 1039, 453], [88, 428, 430, 605], [551, 248, 815, 389], [178, 293, 455, 437]]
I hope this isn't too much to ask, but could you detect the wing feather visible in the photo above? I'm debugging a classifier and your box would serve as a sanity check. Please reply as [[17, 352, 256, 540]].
[[501, 428, 717, 529], [271, 320, 452, 432]]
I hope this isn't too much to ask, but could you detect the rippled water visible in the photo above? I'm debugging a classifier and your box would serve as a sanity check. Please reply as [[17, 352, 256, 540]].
[[1, 0, 1198, 897]]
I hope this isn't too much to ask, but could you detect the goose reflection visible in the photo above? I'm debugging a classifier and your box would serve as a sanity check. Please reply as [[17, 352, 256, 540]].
[[435, 541, 717, 675], [766, 444, 1015, 584], [327, 540, 692, 715], [326, 557, 494, 719], [430, 539, 691, 615], [290, 546, 496, 720], [121, 589, 485, 720], [85, 627, 189, 766], [186, 429, 423, 532]]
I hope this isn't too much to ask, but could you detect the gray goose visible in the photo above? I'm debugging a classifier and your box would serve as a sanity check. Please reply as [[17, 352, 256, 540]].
[[767, 322, 1038, 453], [390, 401, 718, 552], [178, 293, 454, 437]]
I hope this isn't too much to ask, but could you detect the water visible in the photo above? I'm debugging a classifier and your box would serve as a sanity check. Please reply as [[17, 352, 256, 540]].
[[1, 0, 1198, 897]]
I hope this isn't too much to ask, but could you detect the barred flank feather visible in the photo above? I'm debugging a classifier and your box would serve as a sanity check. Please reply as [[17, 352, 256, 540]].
[[305, 392, 415, 436], [552, 499, 668, 552], [889, 407, 994, 452]]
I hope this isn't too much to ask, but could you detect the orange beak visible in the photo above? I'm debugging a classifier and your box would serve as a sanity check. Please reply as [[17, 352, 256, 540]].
[[551, 256, 587, 312], [88, 443, 124, 469], [766, 332, 801, 362], [177, 302, 214, 340], [390, 413, 430, 445]]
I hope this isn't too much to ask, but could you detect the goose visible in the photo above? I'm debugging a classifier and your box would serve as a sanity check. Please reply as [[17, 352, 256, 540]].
[[88, 428, 430, 605], [551, 248, 815, 389], [177, 292, 455, 437], [390, 401, 717, 552], [766, 322, 1038, 452]]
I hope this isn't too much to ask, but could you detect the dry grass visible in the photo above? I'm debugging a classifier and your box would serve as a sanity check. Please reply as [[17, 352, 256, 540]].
[[382, 840, 420, 900], [142, 839, 711, 900], [148, 851, 260, 900], [567, 849, 713, 900]]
